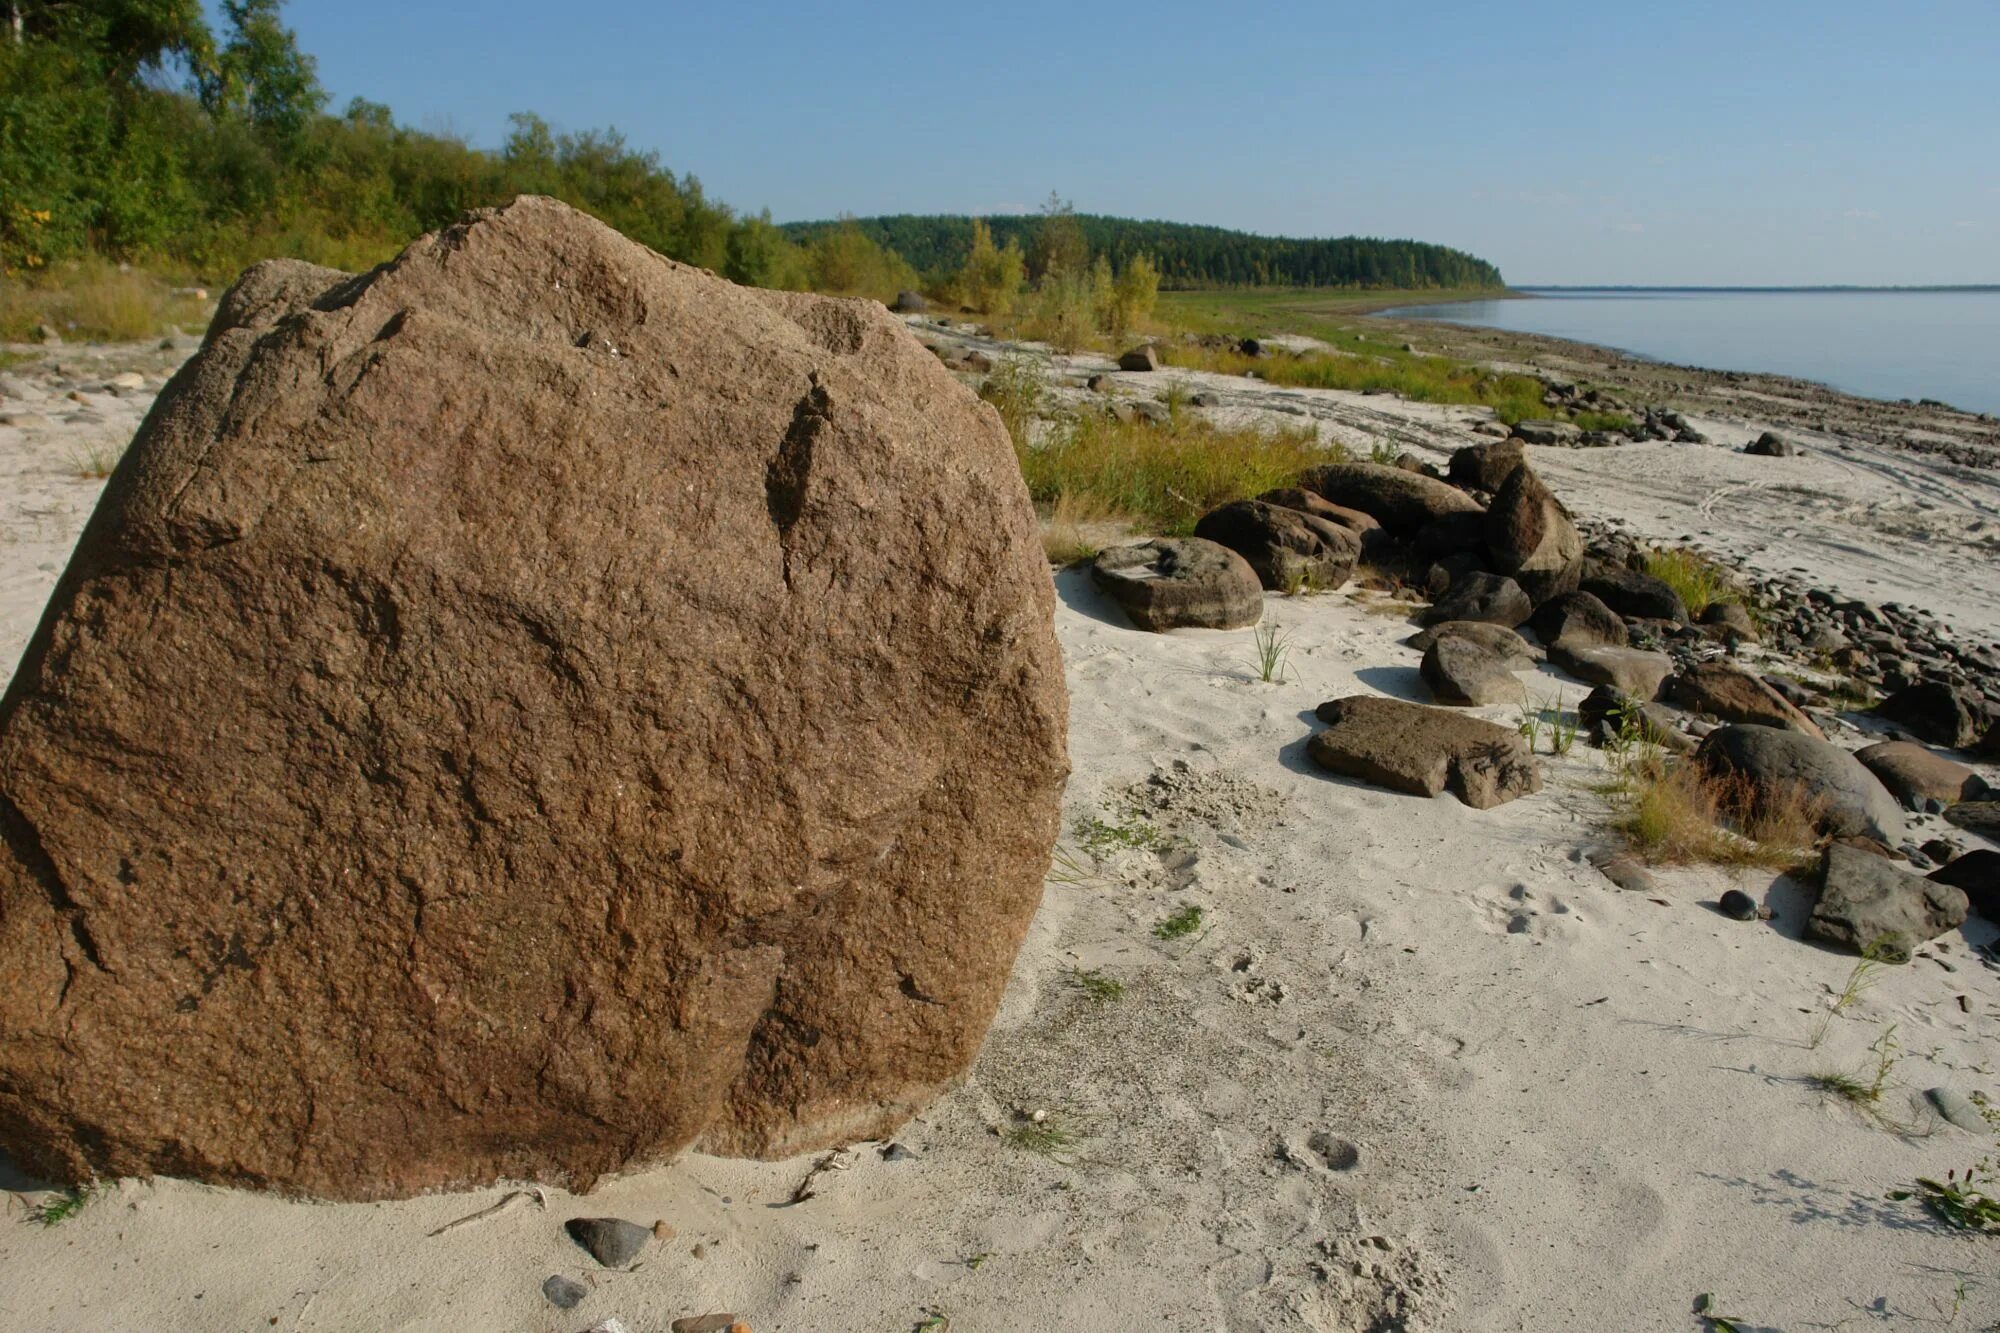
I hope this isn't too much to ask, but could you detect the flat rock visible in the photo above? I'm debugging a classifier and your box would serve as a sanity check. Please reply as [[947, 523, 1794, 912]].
[[1699, 725, 1905, 843], [1424, 571, 1532, 628], [1193, 499, 1359, 592], [1808, 843, 1968, 962], [1421, 635, 1523, 706], [1551, 644, 1673, 700], [1530, 590, 1628, 649], [1092, 538, 1264, 631], [1855, 742, 1987, 809], [566, 1217, 652, 1268], [1924, 1087, 1991, 1133], [0, 199, 1070, 1200], [1578, 686, 1694, 754], [1589, 848, 1658, 893], [1944, 802, 2000, 837], [1406, 621, 1540, 667], [1484, 465, 1582, 604], [1308, 695, 1542, 809], [1580, 559, 1689, 624], [543, 1275, 589, 1310], [1299, 460, 1484, 537], [1510, 419, 1581, 445], [1928, 850, 2000, 922], [1669, 662, 1825, 739]]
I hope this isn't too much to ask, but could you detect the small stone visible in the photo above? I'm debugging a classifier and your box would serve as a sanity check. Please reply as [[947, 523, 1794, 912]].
[[1924, 1087, 1990, 1132], [879, 1142, 918, 1162], [671, 1316, 744, 1333], [652, 1220, 676, 1240], [542, 1275, 588, 1310], [565, 1217, 652, 1268], [1718, 889, 1758, 921]]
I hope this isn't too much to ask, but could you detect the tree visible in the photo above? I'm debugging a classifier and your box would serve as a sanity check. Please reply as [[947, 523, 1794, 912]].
[[958, 218, 1023, 315], [202, 0, 322, 144], [1028, 191, 1087, 282], [1105, 253, 1160, 337], [8, 0, 214, 80], [725, 211, 809, 290]]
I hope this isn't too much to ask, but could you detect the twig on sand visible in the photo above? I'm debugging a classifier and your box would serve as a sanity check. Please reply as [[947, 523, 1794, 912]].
[[426, 1187, 548, 1237], [781, 1149, 853, 1206]]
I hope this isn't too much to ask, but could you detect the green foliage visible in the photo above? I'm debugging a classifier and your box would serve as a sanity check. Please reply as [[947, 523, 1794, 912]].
[[1105, 252, 1160, 336], [1074, 812, 1165, 858], [1166, 344, 1550, 423], [1571, 409, 1635, 433], [1067, 968, 1126, 1003], [1153, 904, 1204, 940], [1028, 192, 1089, 281], [1251, 623, 1290, 683], [784, 214, 1507, 290], [1022, 267, 1097, 353], [1889, 1092, 2000, 1233], [1638, 548, 1741, 618], [27, 1184, 96, 1227], [803, 215, 917, 298], [201, 0, 325, 145], [959, 219, 1025, 315]]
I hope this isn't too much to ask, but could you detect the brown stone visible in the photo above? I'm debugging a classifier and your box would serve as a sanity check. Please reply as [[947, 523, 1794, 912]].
[[1669, 662, 1825, 739], [1447, 438, 1526, 493], [1854, 742, 1987, 808], [0, 198, 1070, 1200], [1093, 538, 1263, 630], [1530, 590, 1628, 649], [1550, 643, 1673, 700], [1299, 461, 1483, 537], [1307, 695, 1542, 809], [1192, 499, 1359, 591], [1484, 465, 1582, 604]]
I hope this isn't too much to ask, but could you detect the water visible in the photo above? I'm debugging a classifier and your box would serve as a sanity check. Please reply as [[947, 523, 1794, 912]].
[[1377, 288, 2000, 416]]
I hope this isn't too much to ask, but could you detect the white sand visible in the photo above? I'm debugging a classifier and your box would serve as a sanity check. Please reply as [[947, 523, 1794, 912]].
[[2, 335, 1997, 1331]]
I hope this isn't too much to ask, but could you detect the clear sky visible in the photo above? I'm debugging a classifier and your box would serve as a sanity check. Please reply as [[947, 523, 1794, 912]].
[[255, 0, 1998, 286]]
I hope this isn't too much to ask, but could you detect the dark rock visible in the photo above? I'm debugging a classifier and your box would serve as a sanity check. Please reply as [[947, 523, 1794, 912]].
[[1254, 488, 1389, 558], [1920, 838, 1961, 864], [1422, 636, 1523, 706], [1699, 602, 1759, 642], [1551, 644, 1673, 699], [1411, 510, 1491, 561], [1578, 686, 1695, 753], [1193, 500, 1360, 592], [566, 1217, 652, 1268], [1809, 844, 1968, 962], [1855, 742, 1987, 809], [1484, 465, 1582, 604], [1943, 802, 2000, 837], [1928, 851, 1999, 921], [1447, 439, 1526, 493], [1299, 461, 1484, 537], [1719, 889, 1759, 921], [543, 1275, 589, 1310], [1669, 662, 1825, 738], [0, 199, 1069, 1200], [1424, 571, 1532, 628], [1093, 538, 1263, 631], [1392, 452, 1443, 479], [1510, 419, 1582, 446], [1874, 682, 1990, 749], [1580, 559, 1689, 624], [890, 290, 928, 314], [1406, 621, 1540, 667], [1425, 552, 1486, 600], [1531, 590, 1628, 649], [1085, 374, 1110, 393], [1118, 345, 1160, 372], [1698, 725, 1905, 843], [1308, 695, 1542, 809], [879, 1142, 918, 1162], [1744, 431, 1796, 457]]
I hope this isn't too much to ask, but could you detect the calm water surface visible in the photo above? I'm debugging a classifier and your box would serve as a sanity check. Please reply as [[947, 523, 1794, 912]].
[[1378, 288, 2000, 417]]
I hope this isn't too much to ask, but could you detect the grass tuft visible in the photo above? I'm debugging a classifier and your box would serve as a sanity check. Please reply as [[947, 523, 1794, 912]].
[[1153, 904, 1204, 940], [1613, 756, 1820, 871], [1066, 968, 1126, 1004], [0, 261, 210, 343], [27, 1185, 96, 1227], [1250, 623, 1290, 683], [1637, 547, 1741, 619]]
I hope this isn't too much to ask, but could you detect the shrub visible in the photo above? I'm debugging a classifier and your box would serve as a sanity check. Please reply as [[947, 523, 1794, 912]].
[[0, 261, 212, 341], [1162, 344, 1550, 423], [1638, 547, 1741, 618], [959, 219, 1025, 316], [1022, 269, 1097, 354], [1615, 755, 1820, 870]]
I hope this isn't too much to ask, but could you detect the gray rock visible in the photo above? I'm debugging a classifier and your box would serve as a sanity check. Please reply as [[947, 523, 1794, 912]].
[[1943, 802, 2000, 838], [1928, 850, 1999, 922], [1719, 888, 1759, 921], [1578, 686, 1694, 754], [543, 1275, 589, 1309], [1531, 590, 1628, 649], [1808, 843, 1968, 962], [565, 1217, 652, 1268], [1421, 635, 1523, 706], [1308, 695, 1542, 809], [1669, 662, 1825, 738], [1744, 431, 1796, 457], [1923, 1087, 1991, 1133], [1299, 461, 1484, 537], [1698, 725, 1906, 843], [1580, 560, 1689, 624], [1510, 419, 1582, 446], [1118, 345, 1160, 372], [1589, 848, 1658, 893], [1699, 602, 1759, 642], [1406, 621, 1540, 667], [890, 290, 928, 313], [1092, 538, 1263, 632], [1551, 644, 1673, 700], [1447, 438, 1526, 492], [1874, 681, 1991, 749], [1424, 571, 1532, 628], [1485, 465, 1582, 604], [1193, 499, 1359, 592]]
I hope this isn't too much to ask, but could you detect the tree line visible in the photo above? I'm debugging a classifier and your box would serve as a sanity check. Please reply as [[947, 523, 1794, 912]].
[[783, 212, 1507, 291]]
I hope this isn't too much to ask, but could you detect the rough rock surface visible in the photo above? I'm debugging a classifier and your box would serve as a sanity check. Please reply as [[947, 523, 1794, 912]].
[[1854, 742, 1987, 808], [1484, 466, 1582, 604], [1406, 621, 1540, 667], [1093, 538, 1263, 631], [1578, 686, 1694, 754], [1299, 461, 1483, 537], [0, 198, 1070, 1200], [1421, 635, 1523, 706], [1669, 662, 1826, 739], [1809, 844, 1968, 962], [1929, 851, 2000, 922], [1446, 438, 1526, 493], [1873, 681, 1991, 750], [1117, 345, 1160, 372], [1551, 644, 1673, 700], [1193, 499, 1359, 592], [1424, 571, 1532, 628], [1579, 560, 1689, 624], [1307, 695, 1541, 809], [1697, 725, 1905, 843], [1944, 802, 2000, 837], [1530, 590, 1628, 649]]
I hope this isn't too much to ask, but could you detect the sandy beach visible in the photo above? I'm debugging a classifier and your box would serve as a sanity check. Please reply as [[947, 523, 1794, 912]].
[[2, 318, 1996, 1332]]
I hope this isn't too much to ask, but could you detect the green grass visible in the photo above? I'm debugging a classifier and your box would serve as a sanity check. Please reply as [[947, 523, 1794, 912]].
[[27, 1185, 95, 1227], [1004, 1120, 1075, 1155], [1250, 623, 1290, 683], [1889, 1091, 2000, 1233], [0, 260, 211, 343], [1153, 904, 1204, 940], [1570, 409, 1636, 433], [1637, 547, 1742, 618], [1074, 812, 1165, 858], [1161, 342, 1551, 424], [1066, 967, 1126, 1003]]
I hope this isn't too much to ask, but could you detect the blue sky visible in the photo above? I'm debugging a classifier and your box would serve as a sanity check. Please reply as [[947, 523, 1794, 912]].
[[254, 0, 1997, 286]]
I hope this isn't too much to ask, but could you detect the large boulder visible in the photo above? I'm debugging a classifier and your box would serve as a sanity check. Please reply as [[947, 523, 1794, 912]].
[[1697, 725, 1905, 843], [1854, 742, 1988, 809], [1809, 844, 1968, 962], [1093, 538, 1263, 631], [1299, 461, 1483, 537], [1580, 559, 1689, 624], [1118, 344, 1160, 372], [1421, 635, 1524, 706], [1550, 643, 1673, 700], [1406, 621, 1540, 667], [1254, 488, 1391, 559], [1530, 590, 1628, 649], [1193, 499, 1359, 592], [1484, 465, 1582, 603], [1308, 695, 1541, 809], [1944, 802, 2000, 838], [0, 199, 1070, 1200], [1424, 571, 1532, 628], [1929, 851, 2000, 923], [1873, 681, 1991, 749], [1668, 662, 1825, 739], [1447, 438, 1526, 493]]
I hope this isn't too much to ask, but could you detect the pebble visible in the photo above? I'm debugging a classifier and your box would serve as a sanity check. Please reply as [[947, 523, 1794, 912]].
[[564, 1216, 652, 1267], [1924, 1087, 1991, 1132], [671, 1316, 747, 1333], [1718, 890, 1758, 921], [878, 1142, 918, 1162], [542, 1275, 588, 1310]]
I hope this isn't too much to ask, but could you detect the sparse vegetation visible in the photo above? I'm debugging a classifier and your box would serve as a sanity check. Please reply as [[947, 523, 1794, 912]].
[[68, 445, 122, 479], [1067, 968, 1126, 1004], [1518, 691, 1580, 756], [27, 1185, 96, 1227], [1163, 342, 1552, 424], [1153, 904, 1204, 940], [1612, 755, 1820, 871], [1074, 811, 1165, 858], [1570, 410, 1636, 434], [1808, 950, 1887, 1050], [1809, 1025, 1902, 1111], [1250, 623, 1291, 683], [1004, 1118, 1074, 1156], [1890, 1093, 2000, 1234], [0, 262, 212, 343], [1638, 547, 1742, 619]]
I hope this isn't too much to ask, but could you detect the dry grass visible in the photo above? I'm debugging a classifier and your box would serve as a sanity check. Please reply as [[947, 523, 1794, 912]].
[[1161, 343, 1551, 423], [1614, 755, 1821, 870], [1, 260, 211, 343], [1638, 547, 1742, 618], [1038, 491, 1128, 566]]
